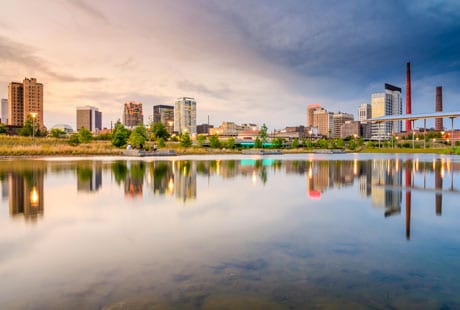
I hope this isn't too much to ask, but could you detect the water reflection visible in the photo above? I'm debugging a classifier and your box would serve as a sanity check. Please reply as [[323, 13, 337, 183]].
[[0, 157, 459, 231], [1, 156, 460, 308]]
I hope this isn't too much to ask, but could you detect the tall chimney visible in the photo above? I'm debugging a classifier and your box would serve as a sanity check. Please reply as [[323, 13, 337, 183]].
[[435, 86, 443, 131], [405, 62, 412, 131]]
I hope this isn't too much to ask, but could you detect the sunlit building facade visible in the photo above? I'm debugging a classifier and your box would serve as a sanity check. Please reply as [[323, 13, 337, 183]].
[[313, 108, 333, 137], [174, 97, 196, 135], [153, 105, 174, 133], [123, 101, 143, 127], [371, 84, 402, 139], [8, 78, 44, 128]]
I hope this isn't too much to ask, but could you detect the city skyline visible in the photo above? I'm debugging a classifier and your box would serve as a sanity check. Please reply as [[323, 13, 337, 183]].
[[1, 1, 460, 130]]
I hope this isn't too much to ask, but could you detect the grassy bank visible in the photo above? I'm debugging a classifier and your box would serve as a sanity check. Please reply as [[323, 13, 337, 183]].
[[1, 135, 459, 156]]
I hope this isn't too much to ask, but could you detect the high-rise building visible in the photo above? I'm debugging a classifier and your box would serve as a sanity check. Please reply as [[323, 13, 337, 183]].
[[307, 104, 321, 127], [1, 98, 7, 124], [313, 108, 333, 137], [76, 106, 102, 132], [358, 103, 371, 122], [332, 112, 354, 138], [174, 97, 196, 134], [371, 83, 402, 139], [8, 78, 44, 128], [123, 102, 143, 127], [153, 105, 174, 133]]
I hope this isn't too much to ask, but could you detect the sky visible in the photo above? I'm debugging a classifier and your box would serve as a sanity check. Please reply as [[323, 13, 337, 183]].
[[1, 0, 460, 130]]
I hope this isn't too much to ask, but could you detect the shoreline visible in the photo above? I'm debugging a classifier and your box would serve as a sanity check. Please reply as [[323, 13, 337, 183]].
[[0, 147, 457, 158]]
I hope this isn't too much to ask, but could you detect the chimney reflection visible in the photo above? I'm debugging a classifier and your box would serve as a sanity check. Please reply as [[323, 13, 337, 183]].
[[405, 161, 412, 241], [434, 161, 443, 216]]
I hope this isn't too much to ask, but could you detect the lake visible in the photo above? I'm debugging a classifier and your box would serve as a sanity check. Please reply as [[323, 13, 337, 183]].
[[1, 153, 460, 309]]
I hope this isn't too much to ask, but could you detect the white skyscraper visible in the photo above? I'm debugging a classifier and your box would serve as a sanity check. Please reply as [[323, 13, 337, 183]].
[[1, 98, 7, 124], [174, 97, 197, 135]]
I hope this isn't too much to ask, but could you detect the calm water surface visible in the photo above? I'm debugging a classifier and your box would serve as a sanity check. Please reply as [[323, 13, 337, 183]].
[[1, 154, 460, 309]]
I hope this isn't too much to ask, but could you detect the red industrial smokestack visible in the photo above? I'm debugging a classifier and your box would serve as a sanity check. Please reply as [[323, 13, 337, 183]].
[[435, 86, 443, 131], [406, 62, 412, 131]]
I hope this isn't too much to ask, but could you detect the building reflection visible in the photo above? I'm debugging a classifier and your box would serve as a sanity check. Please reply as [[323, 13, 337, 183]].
[[8, 169, 45, 221], [77, 161, 102, 192]]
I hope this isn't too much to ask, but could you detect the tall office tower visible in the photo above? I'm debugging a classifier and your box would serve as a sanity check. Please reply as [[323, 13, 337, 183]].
[[174, 97, 196, 134], [8, 78, 44, 128], [332, 112, 354, 138], [307, 104, 321, 127], [313, 108, 333, 137], [123, 101, 143, 127], [435, 86, 443, 131], [76, 106, 102, 132], [153, 105, 174, 133], [358, 103, 371, 122], [1, 98, 8, 124], [371, 83, 402, 139]]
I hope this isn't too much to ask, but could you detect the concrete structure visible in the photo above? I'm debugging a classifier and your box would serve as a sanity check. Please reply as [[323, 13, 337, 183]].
[[174, 97, 196, 134], [371, 83, 402, 140], [435, 86, 443, 131], [1, 98, 7, 124], [123, 102, 143, 127], [359, 103, 371, 122], [313, 108, 333, 137], [197, 123, 213, 135], [332, 112, 354, 138], [76, 106, 102, 132], [307, 104, 321, 127], [406, 62, 412, 131], [153, 105, 174, 133], [272, 126, 307, 141], [341, 121, 360, 138], [8, 78, 44, 128]]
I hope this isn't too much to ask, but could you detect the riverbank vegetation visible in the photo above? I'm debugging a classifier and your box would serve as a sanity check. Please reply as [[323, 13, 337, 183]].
[[1, 122, 459, 156]]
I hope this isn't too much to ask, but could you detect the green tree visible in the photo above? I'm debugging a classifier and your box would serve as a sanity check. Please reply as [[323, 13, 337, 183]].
[[158, 137, 166, 147], [258, 123, 268, 147], [348, 139, 357, 150], [18, 116, 37, 136], [180, 132, 192, 147], [128, 124, 148, 148], [0, 123, 7, 135], [291, 138, 299, 148], [209, 134, 221, 148], [226, 137, 235, 149], [112, 121, 130, 147], [197, 134, 206, 147], [68, 133, 81, 146], [78, 127, 93, 143], [272, 138, 283, 148], [150, 122, 170, 140], [254, 137, 262, 148], [50, 128, 66, 138], [335, 138, 345, 149]]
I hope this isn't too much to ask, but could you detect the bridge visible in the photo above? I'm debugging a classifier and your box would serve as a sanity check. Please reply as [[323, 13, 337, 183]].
[[368, 111, 460, 147]]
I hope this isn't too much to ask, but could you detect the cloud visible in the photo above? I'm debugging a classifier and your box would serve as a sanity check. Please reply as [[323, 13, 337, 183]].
[[0, 35, 105, 83], [177, 80, 234, 99], [66, 0, 108, 23]]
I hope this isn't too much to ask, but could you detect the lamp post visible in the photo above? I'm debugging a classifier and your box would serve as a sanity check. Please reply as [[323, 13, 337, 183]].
[[30, 112, 37, 144]]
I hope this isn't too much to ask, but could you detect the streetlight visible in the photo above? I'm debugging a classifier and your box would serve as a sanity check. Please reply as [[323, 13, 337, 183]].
[[30, 112, 37, 144]]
